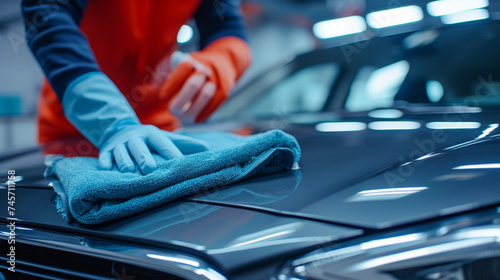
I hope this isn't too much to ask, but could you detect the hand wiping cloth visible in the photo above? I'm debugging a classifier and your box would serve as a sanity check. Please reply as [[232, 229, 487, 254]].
[[45, 130, 301, 224]]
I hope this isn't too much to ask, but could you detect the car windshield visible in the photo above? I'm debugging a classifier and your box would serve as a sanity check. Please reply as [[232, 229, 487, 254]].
[[214, 19, 500, 120], [347, 23, 500, 111], [243, 63, 340, 117]]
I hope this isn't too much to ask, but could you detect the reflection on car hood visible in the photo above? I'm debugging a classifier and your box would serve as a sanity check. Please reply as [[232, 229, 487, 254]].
[[1, 107, 500, 275], [192, 108, 500, 229]]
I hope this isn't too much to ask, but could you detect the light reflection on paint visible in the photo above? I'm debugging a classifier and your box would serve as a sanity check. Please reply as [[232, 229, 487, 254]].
[[356, 238, 490, 270], [476, 123, 499, 139], [230, 230, 293, 248], [369, 121, 421, 131], [360, 233, 425, 250], [453, 163, 500, 170], [146, 254, 200, 267], [415, 153, 440, 161], [347, 187, 428, 202], [316, 122, 367, 132], [426, 122, 481, 130]]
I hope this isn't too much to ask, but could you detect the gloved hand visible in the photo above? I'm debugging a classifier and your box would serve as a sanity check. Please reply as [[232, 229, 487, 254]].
[[63, 72, 208, 174], [159, 37, 252, 123]]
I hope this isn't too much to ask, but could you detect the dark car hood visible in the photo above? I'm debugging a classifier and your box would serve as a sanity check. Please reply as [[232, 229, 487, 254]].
[[191, 107, 500, 229], [2, 106, 500, 276]]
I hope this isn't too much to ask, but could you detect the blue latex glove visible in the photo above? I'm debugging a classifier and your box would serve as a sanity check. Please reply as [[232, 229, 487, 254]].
[[62, 72, 208, 174]]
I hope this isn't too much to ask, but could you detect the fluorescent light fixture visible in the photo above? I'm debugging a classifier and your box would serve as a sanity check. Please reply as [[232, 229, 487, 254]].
[[316, 122, 367, 132], [146, 254, 200, 267], [426, 122, 481, 130], [347, 187, 428, 202], [441, 9, 489, 25], [427, 0, 489, 17], [477, 123, 499, 139], [177, 25, 193, 44], [313, 16, 367, 39], [453, 163, 500, 170], [366, 5, 423, 29], [369, 121, 421, 131], [368, 109, 403, 119]]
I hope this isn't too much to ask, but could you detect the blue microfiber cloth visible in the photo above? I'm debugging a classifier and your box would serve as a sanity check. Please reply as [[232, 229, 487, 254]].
[[44, 130, 301, 225]]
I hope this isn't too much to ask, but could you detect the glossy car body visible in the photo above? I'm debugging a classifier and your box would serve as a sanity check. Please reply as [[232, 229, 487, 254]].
[[1, 17, 500, 280]]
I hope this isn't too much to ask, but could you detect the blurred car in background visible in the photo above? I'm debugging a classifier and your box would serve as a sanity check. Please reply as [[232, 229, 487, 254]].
[[1, 15, 500, 280], [212, 17, 500, 126]]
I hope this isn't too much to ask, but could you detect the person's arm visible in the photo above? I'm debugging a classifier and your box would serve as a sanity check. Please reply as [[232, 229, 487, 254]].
[[159, 0, 252, 123], [22, 1, 208, 174], [22, 0, 99, 100], [194, 0, 249, 48]]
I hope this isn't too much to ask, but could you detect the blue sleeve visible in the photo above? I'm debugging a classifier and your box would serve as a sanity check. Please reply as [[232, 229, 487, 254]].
[[194, 0, 248, 48], [21, 0, 100, 101]]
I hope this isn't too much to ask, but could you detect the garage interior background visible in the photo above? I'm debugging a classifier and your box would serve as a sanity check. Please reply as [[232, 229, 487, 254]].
[[1, 0, 498, 153], [0, 0, 335, 153]]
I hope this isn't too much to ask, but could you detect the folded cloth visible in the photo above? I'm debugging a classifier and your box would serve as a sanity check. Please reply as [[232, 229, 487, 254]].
[[45, 130, 301, 224]]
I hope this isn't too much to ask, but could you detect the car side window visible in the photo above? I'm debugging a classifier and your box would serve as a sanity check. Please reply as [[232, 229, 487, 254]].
[[242, 63, 339, 117], [346, 60, 410, 112]]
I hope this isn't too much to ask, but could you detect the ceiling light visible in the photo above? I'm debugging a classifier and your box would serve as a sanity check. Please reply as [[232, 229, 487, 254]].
[[367, 6, 423, 29], [427, 0, 489, 17], [441, 9, 489, 25], [313, 16, 367, 39]]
